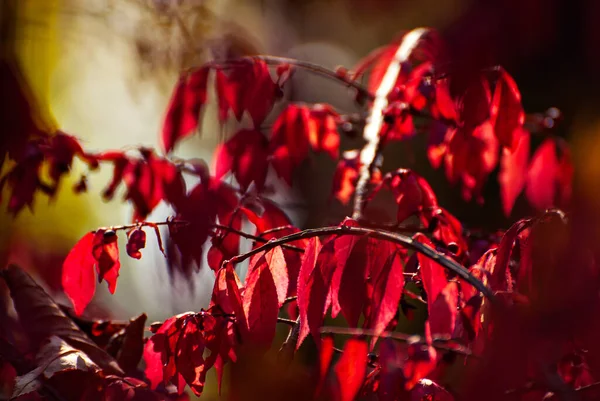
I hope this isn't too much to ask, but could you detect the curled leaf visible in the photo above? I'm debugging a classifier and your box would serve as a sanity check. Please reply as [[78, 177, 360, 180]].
[[126, 228, 146, 260]]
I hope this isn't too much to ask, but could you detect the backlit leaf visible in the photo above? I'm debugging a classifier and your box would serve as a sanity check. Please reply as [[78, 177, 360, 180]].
[[334, 338, 368, 401]]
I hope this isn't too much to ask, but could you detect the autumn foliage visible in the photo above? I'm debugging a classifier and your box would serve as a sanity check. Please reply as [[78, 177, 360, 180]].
[[2, 26, 598, 401]]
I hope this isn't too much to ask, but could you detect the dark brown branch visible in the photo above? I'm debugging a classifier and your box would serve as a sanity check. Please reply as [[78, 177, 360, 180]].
[[223, 225, 495, 302], [213, 223, 304, 253], [240, 56, 374, 102], [100, 219, 189, 232], [320, 326, 473, 356]]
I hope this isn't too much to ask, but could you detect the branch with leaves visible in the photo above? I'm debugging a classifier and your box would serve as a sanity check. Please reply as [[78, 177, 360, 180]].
[[0, 21, 586, 401]]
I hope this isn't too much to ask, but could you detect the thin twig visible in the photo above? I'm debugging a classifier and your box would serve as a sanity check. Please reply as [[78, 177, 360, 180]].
[[209, 56, 374, 102], [223, 225, 495, 302], [100, 219, 189, 232], [404, 287, 426, 304], [277, 317, 297, 326], [213, 223, 304, 253], [258, 225, 297, 236], [320, 326, 473, 356], [278, 316, 301, 363]]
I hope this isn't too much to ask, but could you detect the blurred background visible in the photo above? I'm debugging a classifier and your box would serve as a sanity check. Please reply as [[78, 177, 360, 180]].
[[2, 0, 600, 392]]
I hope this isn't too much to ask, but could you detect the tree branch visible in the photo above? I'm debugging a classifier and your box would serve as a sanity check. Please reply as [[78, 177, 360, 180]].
[[99, 219, 189, 232], [352, 28, 431, 220], [223, 224, 495, 302], [320, 326, 473, 356], [212, 223, 304, 253], [206, 56, 374, 102]]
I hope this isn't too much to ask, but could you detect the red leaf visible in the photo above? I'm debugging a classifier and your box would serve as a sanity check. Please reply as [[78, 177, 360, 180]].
[[490, 68, 524, 150], [161, 67, 209, 153], [526, 138, 573, 211], [331, 150, 360, 205], [216, 59, 277, 127], [265, 247, 288, 306], [214, 129, 269, 191], [329, 219, 362, 319], [245, 60, 279, 127], [208, 211, 243, 271], [362, 240, 400, 329], [526, 139, 558, 211], [414, 234, 447, 327], [433, 78, 458, 121], [318, 335, 335, 394], [367, 42, 401, 94], [143, 314, 189, 392], [307, 104, 340, 160], [169, 180, 238, 273], [296, 237, 322, 349], [62, 232, 96, 316], [336, 236, 370, 327], [225, 265, 248, 339], [91, 230, 120, 294], [458, 77, 492, 129], [334, 338, 368, 401], [242, 254, 279, 347], [243, 197, 292, 235], [428, 282, 458, 337], [125, 228, 146, 259], [429, 208, 467, 256], [374, 170, 438, 224], [176, 319, 207, 396], [350, 43, 391, 81], [145, 312, 222, 396], [498, 128, 530, 216], [46, 132, 88, 184], [269, 104, 311, 185], [443, 121, 499, 203], [368, 251, 405, 343]]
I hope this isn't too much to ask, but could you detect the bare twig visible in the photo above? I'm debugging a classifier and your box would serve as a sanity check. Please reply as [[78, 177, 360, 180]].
[[213, 223, 303, 253], [277, 317, 297, 326], [320, 326, 473, 356], [99, 219, 189, 232]]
